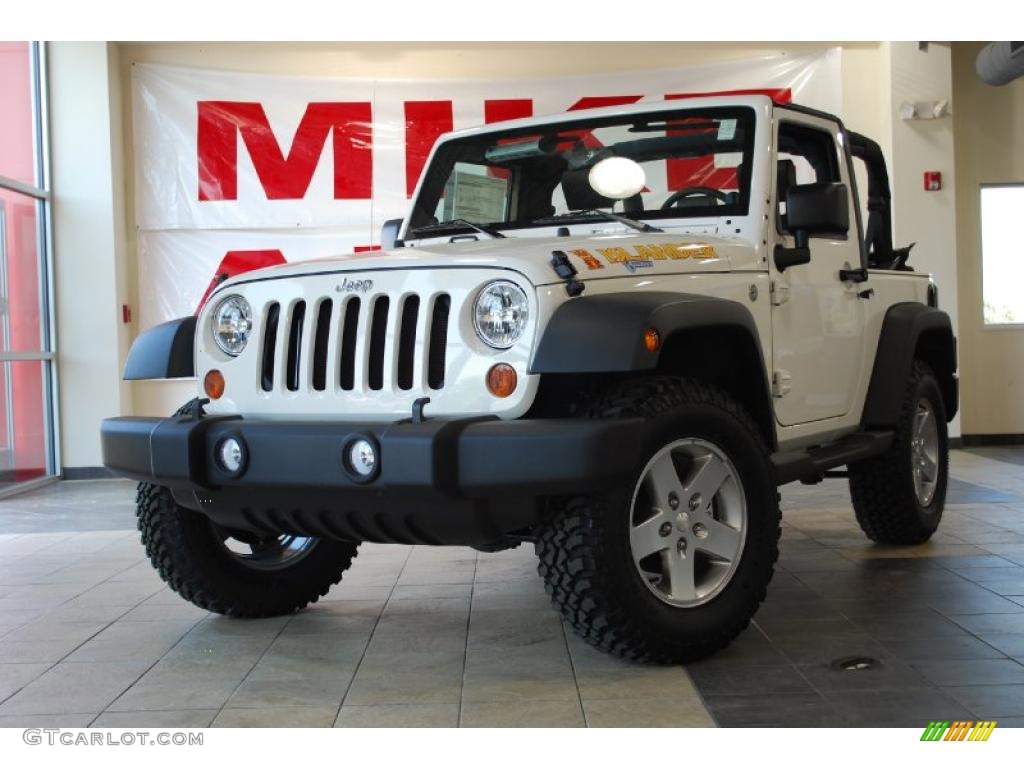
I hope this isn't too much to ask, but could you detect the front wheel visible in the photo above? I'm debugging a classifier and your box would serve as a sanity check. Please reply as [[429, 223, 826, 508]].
[[535, 378, 780, 663], [137, 483, 359, 617]]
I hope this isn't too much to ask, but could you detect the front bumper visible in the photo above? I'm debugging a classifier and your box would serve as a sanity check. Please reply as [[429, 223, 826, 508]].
[[100, 413, 645, 545]]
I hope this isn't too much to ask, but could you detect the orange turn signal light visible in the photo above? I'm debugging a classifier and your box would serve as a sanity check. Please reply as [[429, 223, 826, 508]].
[[204, 369, 225, 400], [486, 363, 518, 398], [644, 327, 661, 353]]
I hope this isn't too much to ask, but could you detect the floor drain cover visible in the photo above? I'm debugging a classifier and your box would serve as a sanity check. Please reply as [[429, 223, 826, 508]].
[[831, 655, 878, 671]]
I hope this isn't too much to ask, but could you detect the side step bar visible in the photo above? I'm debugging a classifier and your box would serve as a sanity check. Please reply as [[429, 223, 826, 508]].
[[771, 430, 894, 486]]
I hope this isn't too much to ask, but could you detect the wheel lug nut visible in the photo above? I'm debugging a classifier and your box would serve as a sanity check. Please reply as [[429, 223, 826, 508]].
[[658, 522, 672, 537], [677, 537, 687, 554], [688, 493, 702, 511], [693, 522, 709, 539]]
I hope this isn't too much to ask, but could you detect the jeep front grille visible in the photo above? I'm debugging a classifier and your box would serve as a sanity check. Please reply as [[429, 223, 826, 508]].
[[258, 292, 451, 394]]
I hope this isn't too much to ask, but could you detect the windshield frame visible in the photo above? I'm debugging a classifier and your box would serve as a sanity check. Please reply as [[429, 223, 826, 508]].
[[407, 105, 757, 238]]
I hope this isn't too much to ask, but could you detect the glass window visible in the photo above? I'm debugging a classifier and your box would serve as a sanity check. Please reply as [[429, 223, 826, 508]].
[[0, 189, 43, 352], [0, 360, 48, 484], [0, 42, 37, 187], [776, 122, 841, 230], [0, 42, 55, 493], [981, 184, 1024, 326], [408, 107, 755, 237]]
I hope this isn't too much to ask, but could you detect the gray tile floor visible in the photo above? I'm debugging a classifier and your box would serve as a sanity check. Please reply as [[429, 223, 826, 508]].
[[0, 447, 1022, 728]]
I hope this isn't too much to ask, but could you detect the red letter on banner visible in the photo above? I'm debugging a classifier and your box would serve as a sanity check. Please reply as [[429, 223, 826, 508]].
[[663, 89, 793, 190], [404, 101, 454, 197], [197, 101, 373, 201], [484, 99, 533, 124], [195, 250, 287, 313]]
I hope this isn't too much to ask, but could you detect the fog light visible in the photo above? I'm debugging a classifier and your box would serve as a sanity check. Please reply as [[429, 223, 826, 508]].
[[347, 438, 377, 479], [216, 436, 245, 475], [486, 363, 517, 398], [204, 369, 225, 399]]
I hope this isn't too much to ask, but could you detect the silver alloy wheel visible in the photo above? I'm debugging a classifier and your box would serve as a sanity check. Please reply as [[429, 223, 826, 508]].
[[629, 438, 747, 608], [214, 527, 318, 571], [911, 398, 940, 507]]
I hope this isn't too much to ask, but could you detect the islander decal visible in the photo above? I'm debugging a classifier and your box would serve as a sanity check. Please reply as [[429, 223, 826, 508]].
[[569, 243, 717, 270]]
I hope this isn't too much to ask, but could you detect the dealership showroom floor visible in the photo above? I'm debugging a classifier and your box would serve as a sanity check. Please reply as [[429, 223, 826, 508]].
[[0, 447, 1022, 728]]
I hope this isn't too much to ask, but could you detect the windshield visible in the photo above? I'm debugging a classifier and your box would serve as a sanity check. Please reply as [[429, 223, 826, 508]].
[[408, 106, 755, 237]]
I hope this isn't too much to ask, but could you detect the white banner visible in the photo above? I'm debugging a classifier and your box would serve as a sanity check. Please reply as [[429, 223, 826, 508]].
[[132, 49, 841, 326]]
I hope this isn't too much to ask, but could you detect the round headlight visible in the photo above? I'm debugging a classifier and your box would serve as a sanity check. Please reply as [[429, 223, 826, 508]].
[[211, 295, 252, 356], [473, 281, 529, 349]]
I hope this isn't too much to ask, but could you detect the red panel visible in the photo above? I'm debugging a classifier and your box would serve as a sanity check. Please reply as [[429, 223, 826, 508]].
[[195, 249, 287, 313], [0, 42, 34, 186], [665, 88, 793, 104], [484, 99, 533, 124], [404, 101, 454, 197], [0, 188, 45, 480], [567, 95, 644, 111], [197, 101, 374, 201]]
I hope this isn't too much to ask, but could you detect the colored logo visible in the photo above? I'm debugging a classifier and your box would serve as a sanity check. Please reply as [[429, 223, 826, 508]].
[[920, 721, 996, 741]]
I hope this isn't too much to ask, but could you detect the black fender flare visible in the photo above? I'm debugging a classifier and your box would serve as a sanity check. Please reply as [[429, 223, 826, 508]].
[[529, 292, 775, 445], [529, 292, 764, 374], [123, 316, 196, 380], [861, 303, 958, 427]]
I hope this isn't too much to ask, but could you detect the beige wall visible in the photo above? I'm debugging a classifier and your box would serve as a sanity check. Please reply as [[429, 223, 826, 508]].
[[882, 42, 960, 435], [48, 42, 134, 469], [952, 42, 1024, 436]]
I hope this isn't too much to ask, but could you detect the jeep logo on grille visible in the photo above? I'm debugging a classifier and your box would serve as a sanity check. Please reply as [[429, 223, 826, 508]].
[[336, 278, 373, 293]]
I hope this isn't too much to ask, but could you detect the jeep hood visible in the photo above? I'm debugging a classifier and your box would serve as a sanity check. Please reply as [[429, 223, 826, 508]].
[[222, 232, 761, 291]]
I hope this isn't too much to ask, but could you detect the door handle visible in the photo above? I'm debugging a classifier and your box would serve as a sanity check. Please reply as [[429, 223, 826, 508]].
[[839, 267, 869, 283]]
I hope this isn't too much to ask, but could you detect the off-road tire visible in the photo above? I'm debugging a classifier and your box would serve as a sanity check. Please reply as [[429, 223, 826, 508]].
[[136, 483, 359, 617], [849, 361, 948, 545], [535, 377, 780, 664]]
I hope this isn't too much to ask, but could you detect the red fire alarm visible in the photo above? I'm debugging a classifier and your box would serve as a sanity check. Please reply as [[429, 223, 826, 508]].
[[122, 304, 132, 324], [924, 171, 942, 191]]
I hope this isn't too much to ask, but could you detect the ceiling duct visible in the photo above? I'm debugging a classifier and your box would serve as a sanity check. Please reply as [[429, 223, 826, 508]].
[[976, 42, 1024, 86]]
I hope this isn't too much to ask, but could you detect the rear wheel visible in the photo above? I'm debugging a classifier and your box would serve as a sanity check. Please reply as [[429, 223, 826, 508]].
[[849, 361, 949, 545], [535, 377, 780, 663], [137, 483, 358, 617]]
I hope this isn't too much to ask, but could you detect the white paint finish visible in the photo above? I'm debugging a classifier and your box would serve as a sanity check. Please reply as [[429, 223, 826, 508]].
[[769, 109, 868, 426], [48, 42, 133, 467]]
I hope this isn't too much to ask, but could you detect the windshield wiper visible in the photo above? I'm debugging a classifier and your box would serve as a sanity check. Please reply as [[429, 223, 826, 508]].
[[531, 209, 663, 234], [409, 218, 506, 239]]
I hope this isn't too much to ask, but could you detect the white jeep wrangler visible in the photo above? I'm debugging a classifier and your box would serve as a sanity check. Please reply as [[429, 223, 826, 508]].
[[102, 96, 957, 662]]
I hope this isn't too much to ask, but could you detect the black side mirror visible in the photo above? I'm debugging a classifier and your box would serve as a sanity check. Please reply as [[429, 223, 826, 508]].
[[786, 182, 849, 238], [381, 218, 404, 249], [774, 182, 849, 271]]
